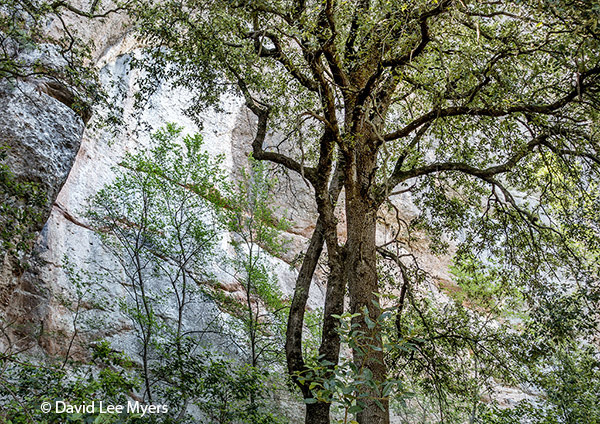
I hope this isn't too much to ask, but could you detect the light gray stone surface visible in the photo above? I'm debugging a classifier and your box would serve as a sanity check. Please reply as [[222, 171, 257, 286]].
[[0, 72, 85, 344]]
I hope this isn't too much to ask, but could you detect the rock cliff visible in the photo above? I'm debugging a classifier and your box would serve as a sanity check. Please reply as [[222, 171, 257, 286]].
[[0, 23, 335, 357]]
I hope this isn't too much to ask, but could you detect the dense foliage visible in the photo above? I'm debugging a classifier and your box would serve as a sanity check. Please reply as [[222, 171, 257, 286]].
[[0, 341, 139, 424], [1, 0, 600, 423], [126, 1, 600, 423]]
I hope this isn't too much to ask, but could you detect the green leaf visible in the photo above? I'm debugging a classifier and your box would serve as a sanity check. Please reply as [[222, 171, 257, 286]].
[[348, 404, 363, 414]]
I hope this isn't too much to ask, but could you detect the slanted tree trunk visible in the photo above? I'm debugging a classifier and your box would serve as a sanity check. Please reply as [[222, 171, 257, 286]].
[[286, 160, 344, 424], [287, 218, 335, 424]]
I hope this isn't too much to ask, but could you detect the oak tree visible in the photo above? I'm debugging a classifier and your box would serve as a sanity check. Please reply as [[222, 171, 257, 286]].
[[129, 1, 600, 423]]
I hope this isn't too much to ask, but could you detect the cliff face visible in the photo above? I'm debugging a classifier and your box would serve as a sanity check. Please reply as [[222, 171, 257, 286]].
[[0, 46, 85, 337], [0, 28, 333, 421], [0, 25, 333, 359], [0, 32, 454, 354]]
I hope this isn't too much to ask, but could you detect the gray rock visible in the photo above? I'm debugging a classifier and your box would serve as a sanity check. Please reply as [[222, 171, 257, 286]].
[[0, 79, 84, 351], [0, 82, 84, 221]]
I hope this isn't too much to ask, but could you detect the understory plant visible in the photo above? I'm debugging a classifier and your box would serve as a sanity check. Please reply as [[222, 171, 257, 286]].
[[83, 124, 289, 423], [0, 341, 140, 424]]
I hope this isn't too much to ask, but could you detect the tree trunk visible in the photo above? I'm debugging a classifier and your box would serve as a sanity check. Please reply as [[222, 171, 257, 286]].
[[345, 152, 390, 424], [306, 401, 332, 424], [286, 217, 333, 424], [286, 218, 325, 376]]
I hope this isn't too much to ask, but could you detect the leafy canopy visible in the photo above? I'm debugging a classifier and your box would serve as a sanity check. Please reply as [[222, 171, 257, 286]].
[[125, 0, 600, 422]]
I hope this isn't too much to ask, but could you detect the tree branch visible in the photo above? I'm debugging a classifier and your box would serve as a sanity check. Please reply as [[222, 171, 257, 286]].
[[286, 164, 344, 388], [230, 68, 318, 184], [382, 133, 549, 196], [382, 0, 452, 68], [245, 30, 319, 92], [383, 65, 600, 142]]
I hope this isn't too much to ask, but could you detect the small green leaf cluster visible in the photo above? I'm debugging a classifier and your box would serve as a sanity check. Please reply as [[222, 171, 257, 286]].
[[448, 255, 524, 313], [152, 337, 283, 424], [216, 157, 291, 367], [0, 341, 139, 424], [297, 305, 409, 424], [480, 343, 600, 424], [0, 0, 107, 120]]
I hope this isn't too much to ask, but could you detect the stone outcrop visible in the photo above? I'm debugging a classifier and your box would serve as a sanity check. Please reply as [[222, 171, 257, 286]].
[[0, 69, 85, 345], [0, 82, 85, 219]]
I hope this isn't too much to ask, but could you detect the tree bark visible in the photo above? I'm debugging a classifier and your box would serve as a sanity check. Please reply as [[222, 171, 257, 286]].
[[286, 216, 333, 424], [306, 401, 332, 424], [286, 217, 325, 375], [345, 149, 390, 424], [286, 163, 344, 424]]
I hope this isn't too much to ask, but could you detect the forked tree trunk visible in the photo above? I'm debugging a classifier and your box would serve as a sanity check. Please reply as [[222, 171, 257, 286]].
[[286, 166, 345, 424]]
